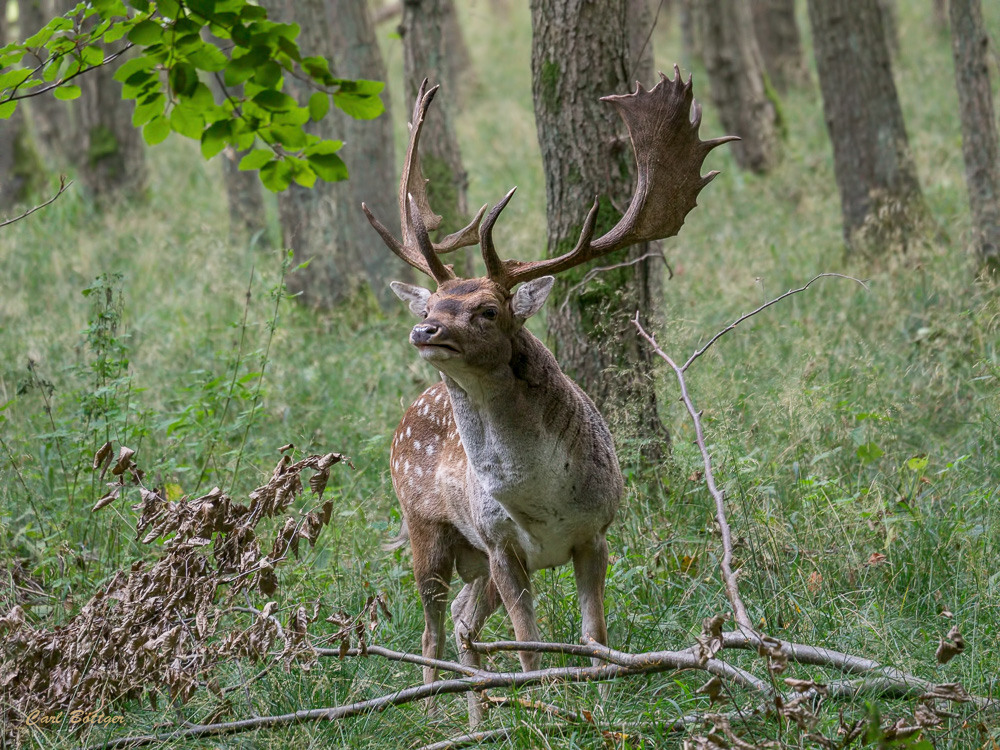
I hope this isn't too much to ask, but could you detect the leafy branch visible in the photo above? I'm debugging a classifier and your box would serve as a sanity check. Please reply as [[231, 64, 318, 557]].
[[0, 0, 385, 192]]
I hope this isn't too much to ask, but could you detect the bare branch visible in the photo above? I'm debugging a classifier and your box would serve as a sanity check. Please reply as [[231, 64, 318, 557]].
[[0, 176, 71, 229], [681, 273, 868, 372], [558, 251, 667, 315], [631, 273, 868, 631], [632, 312, 753, 629]]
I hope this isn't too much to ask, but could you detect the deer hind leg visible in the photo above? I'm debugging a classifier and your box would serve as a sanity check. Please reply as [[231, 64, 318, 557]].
[[489, 545, 541, 672], [410, 522, 455, 720], [451, 574, 500, 727], [573, 534, 611, 701]]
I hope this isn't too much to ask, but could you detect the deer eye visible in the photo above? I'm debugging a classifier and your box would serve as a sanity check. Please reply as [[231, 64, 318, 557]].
[[481, 308, 498, 321]]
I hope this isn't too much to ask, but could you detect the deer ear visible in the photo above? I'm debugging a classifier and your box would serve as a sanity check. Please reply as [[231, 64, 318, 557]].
[[390, 281, 432, 317], [511, 276, 555, 321]]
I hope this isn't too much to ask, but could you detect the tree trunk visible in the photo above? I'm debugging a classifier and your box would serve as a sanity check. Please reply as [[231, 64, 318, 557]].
[[702, 0, 780, 173], [808, 0, 927, 252], [934, 0, 949, 33], [949, 0, 1000, 274], [325, 0, 407, 309], [401, 0, 473, 275], [877, 0, 900, 57], [679, 0, 704, 69], [278, 0, 359, 306], [751, 0, 811, 92], [0, 0, 46, 206], [75, 42, 148, 202], [530, 0, 667, 457], [16, 0, 73, 166]]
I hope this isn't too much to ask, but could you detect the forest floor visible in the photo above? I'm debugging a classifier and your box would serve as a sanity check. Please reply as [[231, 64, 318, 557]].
[[1, 2, 999, 748]]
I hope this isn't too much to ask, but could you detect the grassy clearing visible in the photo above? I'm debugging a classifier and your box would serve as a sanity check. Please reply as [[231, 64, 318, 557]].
[[1, 1, 999, 748]]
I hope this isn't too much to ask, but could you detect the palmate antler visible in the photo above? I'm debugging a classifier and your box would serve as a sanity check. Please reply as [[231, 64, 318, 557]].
[[364, 67, 737, 290]]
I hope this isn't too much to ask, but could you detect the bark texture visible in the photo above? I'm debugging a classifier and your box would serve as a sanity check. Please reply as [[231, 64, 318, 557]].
[[934, 0, 949, 33], [75, 42, 148, 202], [679, 0, 704, 69], [401, 0, 473, 274], [702, 0, 780, 173], [0, 0, 46, 206], [18, 0, 74, 165], [530, 0, 667, 456], [949, 0, 1000, 274], [278, 0, 358, 306], [751, 0, 811, 92], [877, 0, 900, 56], [326, 0, 405, 308], [808, 0, 927, 251]]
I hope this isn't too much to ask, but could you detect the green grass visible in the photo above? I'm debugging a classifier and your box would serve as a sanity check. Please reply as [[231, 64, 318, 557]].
[[2, 2, 1000, 748]]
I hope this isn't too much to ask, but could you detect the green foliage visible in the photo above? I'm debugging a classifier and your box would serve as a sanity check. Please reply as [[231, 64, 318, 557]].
[[0, 0, 385, 192]]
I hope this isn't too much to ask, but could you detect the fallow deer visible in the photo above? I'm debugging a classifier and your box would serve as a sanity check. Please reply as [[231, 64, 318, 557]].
[[364, 69, 733, 724]]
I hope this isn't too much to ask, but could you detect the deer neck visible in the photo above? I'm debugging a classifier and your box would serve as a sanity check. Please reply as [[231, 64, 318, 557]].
[[439, 329, 576, 483]]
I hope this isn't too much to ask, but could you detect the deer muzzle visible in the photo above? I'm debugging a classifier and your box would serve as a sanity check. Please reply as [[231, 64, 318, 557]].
[[410, 323, 460, 359]]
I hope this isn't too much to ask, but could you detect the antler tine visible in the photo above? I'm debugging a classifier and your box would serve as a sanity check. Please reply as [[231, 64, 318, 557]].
[[408, 193, 455, 283], [500, 65, 735, 288], [479, 187, 517, 284], [434, 203, 488, 254]]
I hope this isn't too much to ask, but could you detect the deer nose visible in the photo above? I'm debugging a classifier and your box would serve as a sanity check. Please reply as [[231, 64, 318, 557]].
[[410, 323, 446, 346]]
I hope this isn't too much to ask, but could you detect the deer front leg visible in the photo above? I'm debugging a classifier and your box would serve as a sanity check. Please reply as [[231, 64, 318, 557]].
[[489, 547, 541, 671], [411, 524, 455, 720], [452, 575, 501, 726]]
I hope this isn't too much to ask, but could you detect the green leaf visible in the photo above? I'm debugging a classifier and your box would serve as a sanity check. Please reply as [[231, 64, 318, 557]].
[[186, 44, 228, 72], [302, 56, 332, 83], [113, 56, 157, 83], [169, 104, 204, 139], [333, 88, 384, 120], [268, 123, 306, 149], [272, 106, 310, 127], [158, 0, 180, 17], [131, 0, 150, 11], [224, 46, 270, 87], [905, 455, 929, 473], [132, 92, 165, 127], [259, 158, 292, 192], [53, 85, 82, 101], [127, 20, 163, 45], [856, 442, 884, 464], [142, 115, 171, 145], [303, 139, 343, 156], [308, 92, 329, 122], [169, 62, 199, 97], [240, 4, 267, 20], [81, 45, 105, 66], [186, 0, 216, 16], [253, 88, 295, 112], [200, 119, 231, 159], [252, 59, 282, 88], [0, 100, 17, 119], [307, 152, 347, 183], [0, 68, 33, 90], [238, 149, 272, 171]]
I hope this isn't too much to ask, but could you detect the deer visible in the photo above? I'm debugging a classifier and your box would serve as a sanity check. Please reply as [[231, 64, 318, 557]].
[[363, 68, 734, 725]]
